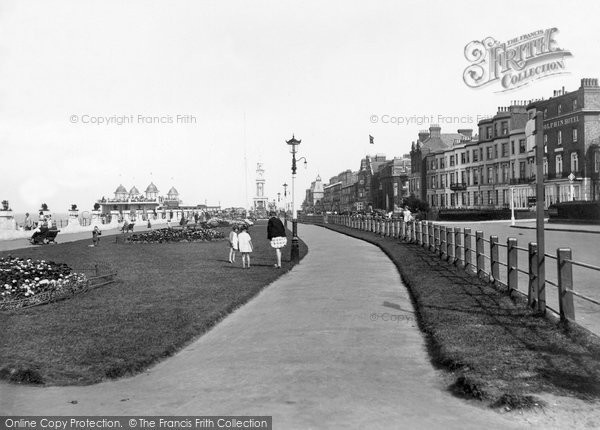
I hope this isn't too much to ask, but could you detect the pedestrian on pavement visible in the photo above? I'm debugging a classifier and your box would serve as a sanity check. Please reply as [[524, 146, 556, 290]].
[[267, 211, 287, 268], [92, 226, 102, 246], [403, 206, 413, 239], [23, 213, 33, 231], [237, 225, 253, 269], [228, 225, 239, 263]]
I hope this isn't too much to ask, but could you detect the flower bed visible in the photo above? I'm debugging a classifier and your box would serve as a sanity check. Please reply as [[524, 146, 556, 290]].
[[125, 226, 225, 243], [0, 256, 89, 310]]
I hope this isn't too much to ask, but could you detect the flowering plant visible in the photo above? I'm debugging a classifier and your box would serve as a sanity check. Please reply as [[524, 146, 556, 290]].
[[0, 256, 88, 304], [126, 227, 225, 243]]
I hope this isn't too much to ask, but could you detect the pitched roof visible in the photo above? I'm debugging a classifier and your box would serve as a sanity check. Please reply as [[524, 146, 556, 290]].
[[129, 186, 140, 195]]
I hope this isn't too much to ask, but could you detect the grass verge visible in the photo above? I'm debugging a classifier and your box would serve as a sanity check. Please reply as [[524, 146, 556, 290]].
[[318, 222, 600, 410], [0, 221, 307, 386]]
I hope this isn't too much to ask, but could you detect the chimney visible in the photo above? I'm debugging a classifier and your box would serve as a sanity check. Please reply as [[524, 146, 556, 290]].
[[418, 130, 430, 142], [458, 128, 473, 139], [429, 124, 441, 138], [581, 78, 599, 88]]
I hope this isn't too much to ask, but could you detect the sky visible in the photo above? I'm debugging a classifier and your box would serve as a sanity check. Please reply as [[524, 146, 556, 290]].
[[1, 0, 599, 212]]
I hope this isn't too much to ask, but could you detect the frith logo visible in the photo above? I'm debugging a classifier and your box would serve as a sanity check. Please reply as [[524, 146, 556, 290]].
[[463, 28, 572, 92]]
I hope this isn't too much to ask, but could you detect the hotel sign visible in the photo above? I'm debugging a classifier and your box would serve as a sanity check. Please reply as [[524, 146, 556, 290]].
[[463, 28, 572, 92], [543, 115, 579, 130]]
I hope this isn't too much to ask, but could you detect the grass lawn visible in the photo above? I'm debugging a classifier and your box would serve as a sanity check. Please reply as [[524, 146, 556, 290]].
[[0, 221, 307, 386], [318, 222, 600, 409]]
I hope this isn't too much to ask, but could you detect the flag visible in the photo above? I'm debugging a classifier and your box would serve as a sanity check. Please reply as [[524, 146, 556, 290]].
[[369, 134, 374, 144]]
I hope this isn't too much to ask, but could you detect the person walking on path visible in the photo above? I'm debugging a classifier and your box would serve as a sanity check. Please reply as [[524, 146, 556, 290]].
[[23, 213, 33, 231], [403, 205, 413, 240], [237, 225, 253, 269], [267, 211, 287, 268], [92, 226, 102, 247], [228, 225, 239, 263]]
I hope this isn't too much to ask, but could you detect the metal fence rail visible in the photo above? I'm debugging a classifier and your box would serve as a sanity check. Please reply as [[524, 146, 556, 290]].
[[300, 214, 600, 325]]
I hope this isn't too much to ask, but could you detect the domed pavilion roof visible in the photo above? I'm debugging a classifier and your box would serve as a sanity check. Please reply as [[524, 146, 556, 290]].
[[167, 186, 179, 195], [145, 182, 159, 193], [115, 184, 127, 193]]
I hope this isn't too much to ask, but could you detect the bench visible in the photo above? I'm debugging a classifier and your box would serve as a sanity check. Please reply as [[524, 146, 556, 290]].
[[30, 228, 60, 245], [121, 223, 135, 233]]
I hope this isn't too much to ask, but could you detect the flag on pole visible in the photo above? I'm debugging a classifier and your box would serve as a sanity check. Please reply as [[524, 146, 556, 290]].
[[369, 135, 374, 144]]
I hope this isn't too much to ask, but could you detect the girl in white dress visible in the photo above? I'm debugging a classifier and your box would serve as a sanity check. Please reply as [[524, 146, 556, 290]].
[[228, 225, 239, 263], [237, 225, 253, 269]]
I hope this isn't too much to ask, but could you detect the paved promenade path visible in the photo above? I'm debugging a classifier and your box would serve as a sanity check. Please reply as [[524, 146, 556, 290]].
[[1, 225, 527, 429]]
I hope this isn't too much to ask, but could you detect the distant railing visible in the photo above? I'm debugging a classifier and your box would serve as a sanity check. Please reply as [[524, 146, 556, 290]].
[[299, 213, 600, 325]]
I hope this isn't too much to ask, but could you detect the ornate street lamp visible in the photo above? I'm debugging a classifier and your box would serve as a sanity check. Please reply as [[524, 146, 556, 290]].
[[286, 134, 307, 264], [282, 182, 288, 227]]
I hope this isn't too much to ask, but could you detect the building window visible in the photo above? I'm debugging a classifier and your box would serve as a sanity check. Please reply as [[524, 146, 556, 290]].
[[393, 182, 398, 197], [511, 141, 515, 155], [573, 128, 578, 143], [556, 154, 563, 175], [494, 144, 498, 158], [573, 99, 578, 110], [543, 108, 548, 119], [557, 130, 562, 146], [487, 127, 492, 139], [487, 190, 493, 205], [487, 146, 493, 160], [595, 151, 600, 173], [502, 142, 508, 157], [450, 193, 455, 206], [571, 152, 579, 172], [501, 121, 508, 135], [519, 139, 526, 154], [558, 104, 562, 115], [520, 161, 526, 178], [473, 149, 479, 162], [480, 148, 483, 161], [461, 152, 465, 164], [543, 157, 548, 175], [440, 158, 445, 169], [466, 151, 470, 163], [473, 168, 479, 185], [487, 167, 493, 184]]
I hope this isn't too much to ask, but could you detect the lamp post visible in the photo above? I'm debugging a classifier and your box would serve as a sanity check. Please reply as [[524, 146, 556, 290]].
[[510, 186, 515, 226], [282, 183, 288, 228], [286, 134, 307, 264]]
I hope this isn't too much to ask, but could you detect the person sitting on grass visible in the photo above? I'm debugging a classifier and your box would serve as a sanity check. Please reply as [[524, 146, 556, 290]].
[[228, 225, 239, 263], [237, 225, 253, 269]]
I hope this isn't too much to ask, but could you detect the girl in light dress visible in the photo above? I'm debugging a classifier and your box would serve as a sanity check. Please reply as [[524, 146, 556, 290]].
[[237, 225, 253, 269], [228, 225, 239, 263]]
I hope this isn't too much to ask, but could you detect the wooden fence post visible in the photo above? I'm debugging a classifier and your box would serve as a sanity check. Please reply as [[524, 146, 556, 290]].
[[447, 227, 455, 263], [507, 238, 518, 295], [528, 242, 538, 308], [440, 226, 447, 259], [464, 228, 472, 272], [490, 235, 499, 285], [454, 228, 461, 266], [476, 231, 484, 277], [557, 248, 575, 321]]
